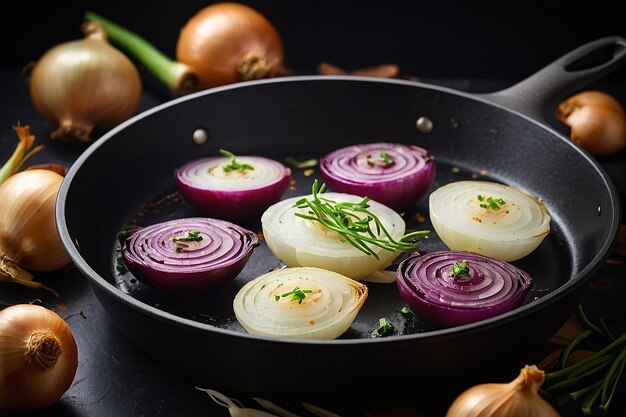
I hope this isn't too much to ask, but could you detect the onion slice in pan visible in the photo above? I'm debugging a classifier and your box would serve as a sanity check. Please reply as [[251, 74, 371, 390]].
[[175, 153, 291, 221], [396, 250, 532, 328], [261, 192, 409, 281], [320, 142, 435, 211], [121, 217, 259, 293], [429, 180, 551, 261], [233, 267, 368, 339]]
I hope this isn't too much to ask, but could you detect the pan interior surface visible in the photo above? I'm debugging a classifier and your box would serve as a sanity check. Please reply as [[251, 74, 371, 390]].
[[58, 78, 619, 396]]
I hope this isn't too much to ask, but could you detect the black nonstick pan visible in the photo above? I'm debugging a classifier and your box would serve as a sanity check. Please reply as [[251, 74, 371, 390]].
[[57, 37, 625, 400]]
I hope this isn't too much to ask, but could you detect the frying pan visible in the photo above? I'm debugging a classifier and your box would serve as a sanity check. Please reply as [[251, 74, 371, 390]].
[[57, 37, 626, 400]]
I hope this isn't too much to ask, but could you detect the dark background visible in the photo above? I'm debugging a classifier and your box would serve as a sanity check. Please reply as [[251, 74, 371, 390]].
[[1, 2, 626, 417], [2, 1, 626, 81]]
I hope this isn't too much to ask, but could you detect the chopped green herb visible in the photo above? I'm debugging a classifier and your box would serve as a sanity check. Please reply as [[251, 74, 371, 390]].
[[380, 151, 393, 166], [115, 256, 129, 274], [284, 156, 319, 169], [220, 149, 254, 172], [451, 260, 470, 280], [399, 306, 413, 319], [277, 286, 313, 304], [293, 180, 429, 259], [172, 230, 203, 242], [477, 195, 506, 210], [451, 166, 461, 174], [372, 317, 394, 337], [172, 231, 202, 253]]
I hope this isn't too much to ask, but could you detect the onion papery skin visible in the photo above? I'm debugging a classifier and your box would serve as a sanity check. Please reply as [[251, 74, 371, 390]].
[[121, 217, 259, 294], [261, 192, 406, 280], [320, 142, 436, 212], [176, 2, 285, 89], [445, 365, 560, 417], [29, 23, 141, 143], [0, 304, 78, 412], [233, 267, 368, 339], [0, 169, 70, 271], [429, 181, 551, 262], [175, 156, 291, 221], [397, 251, 532, 328]]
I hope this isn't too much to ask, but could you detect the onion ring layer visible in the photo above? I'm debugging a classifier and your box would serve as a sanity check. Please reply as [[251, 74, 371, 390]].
[[397, 250, 532, 327], [429, 181, 551, 261], [121, 217, 259, 293], [261, 192, 407, 280], [320, 142, 435, 211], [234, 267, 368, 339], [175, 155, 291, 221]]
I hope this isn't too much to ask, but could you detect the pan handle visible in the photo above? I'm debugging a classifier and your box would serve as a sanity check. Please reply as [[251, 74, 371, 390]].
[[482, 36, 626, 122]]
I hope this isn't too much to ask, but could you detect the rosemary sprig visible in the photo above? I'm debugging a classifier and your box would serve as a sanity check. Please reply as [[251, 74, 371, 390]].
[[543, 305, 626, 416], [293, 180, 429, 259]]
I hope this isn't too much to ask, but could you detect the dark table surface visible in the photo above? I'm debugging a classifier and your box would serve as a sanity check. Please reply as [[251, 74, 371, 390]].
[[1, 70, 625, 417]]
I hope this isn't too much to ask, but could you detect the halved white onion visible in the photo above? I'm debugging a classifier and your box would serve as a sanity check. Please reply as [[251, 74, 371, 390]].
[[233, 267, 368, 339], [429, 181, 551, 261], [261, 192, 407, 280]]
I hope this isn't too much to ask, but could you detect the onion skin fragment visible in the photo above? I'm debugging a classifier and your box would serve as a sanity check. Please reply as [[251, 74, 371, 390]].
[[233, 267, 368, 339], [396, 251, 532, 328], [320, 142, 436, 212], [120, 217, 259, 294]]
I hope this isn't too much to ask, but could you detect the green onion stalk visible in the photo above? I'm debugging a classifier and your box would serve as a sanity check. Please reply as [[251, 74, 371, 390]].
[[543, 305, 626, 416], [84, 11, 198, 95]]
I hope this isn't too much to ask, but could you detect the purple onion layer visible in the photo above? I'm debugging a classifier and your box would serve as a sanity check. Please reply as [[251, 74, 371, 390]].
[[396, 250, 532, 328], [320, 142, 435, 211], [121, 217, 259, 294], [175, 156, 291, 221]]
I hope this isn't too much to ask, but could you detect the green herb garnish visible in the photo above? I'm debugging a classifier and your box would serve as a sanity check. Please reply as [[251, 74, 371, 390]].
[[284, 156, 319, 169], [276, 286, 313, 304], [544, 305, 626, 416], [477, 195, 506, 210], [172, 230, 203, 253], [172, 230, 203, 242], [372, 317, 394, 337], [399, 306, 413, 319], [380, 151, 393, 166], [293, 180, 429, 259], [220, 149, 254, 172], [451, 259, 470, 280]]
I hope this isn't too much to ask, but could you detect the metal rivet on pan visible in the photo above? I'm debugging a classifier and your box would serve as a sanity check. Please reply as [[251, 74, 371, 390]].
[[416, 116, 433, 133], [192, 128, 209, 145], [597, 204, 602, 216]]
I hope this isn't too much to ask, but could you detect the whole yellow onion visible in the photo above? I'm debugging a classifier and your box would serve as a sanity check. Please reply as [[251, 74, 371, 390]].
[[29, 22, 142, 143]]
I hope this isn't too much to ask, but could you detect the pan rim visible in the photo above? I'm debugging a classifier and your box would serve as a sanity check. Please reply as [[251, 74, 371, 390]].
[[56, 75, 622, 346]]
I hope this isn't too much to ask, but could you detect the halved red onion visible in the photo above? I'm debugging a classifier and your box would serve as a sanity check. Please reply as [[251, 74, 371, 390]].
[[396, 250, 532, 328], [175, 155, 291, 221], [121, 217, 259, 294], [320, 142, 435, 211]]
